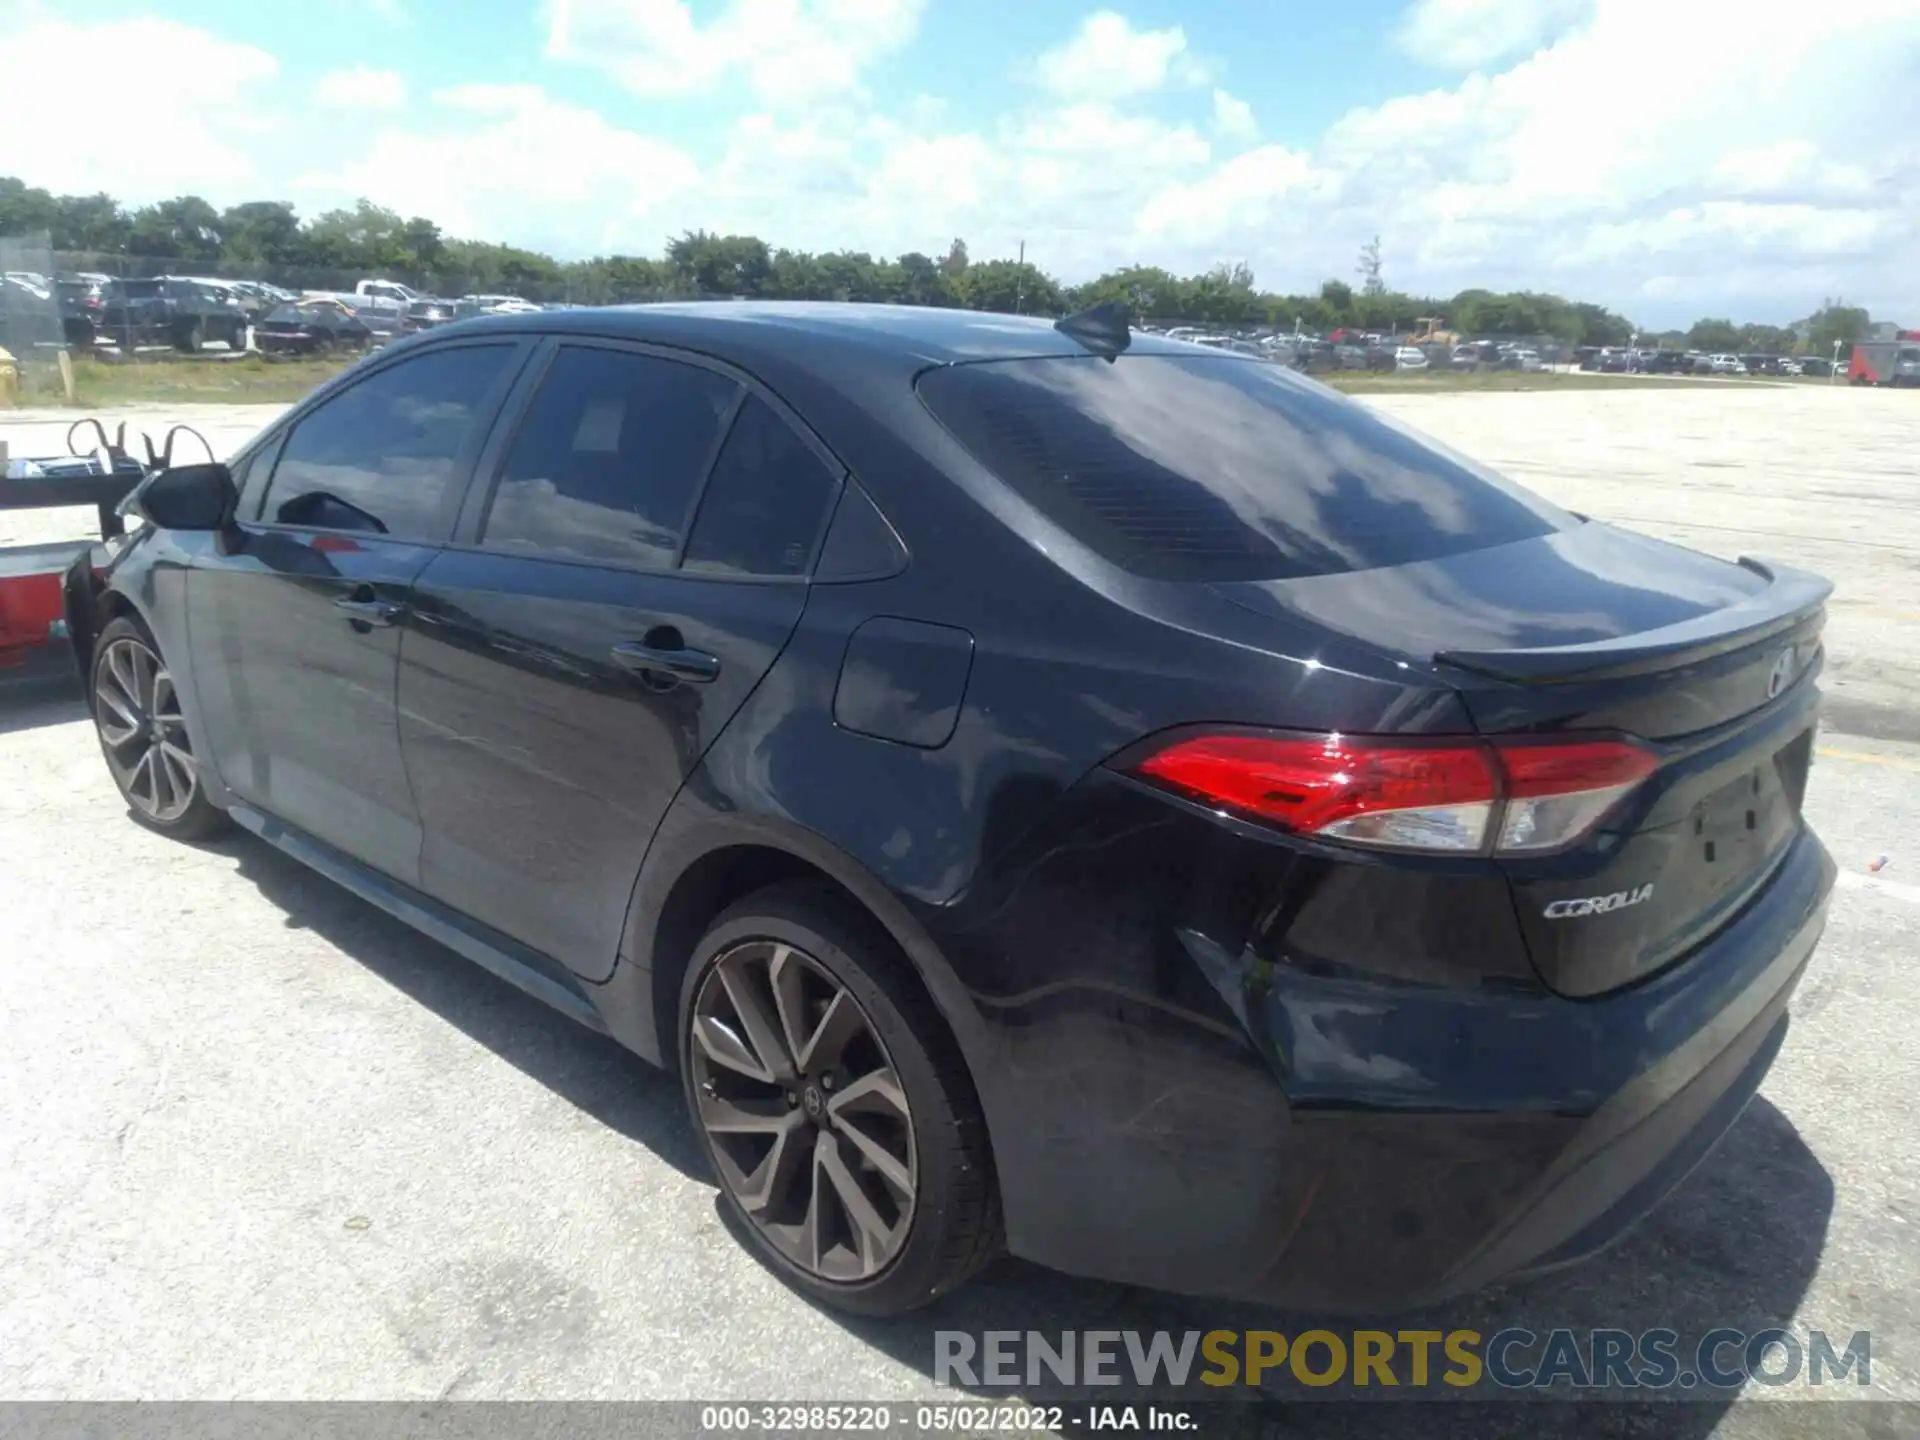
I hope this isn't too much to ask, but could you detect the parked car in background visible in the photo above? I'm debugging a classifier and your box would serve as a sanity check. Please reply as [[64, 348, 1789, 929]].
[[62, 302, 1837, 1319], [1707, 354, 1748, 375], [56, 278, 105, 348], [406, 299, 456, 331], [254, 297, 378, 356], [1394, 345, 1428, 370], [1291, 339, 1338, 374], [1633, 351, 1689, 374], [100, 277, 250, 352], [226, 280, 297, 318], [456, 294, 543, 318], [1797, 356, 1836, 378], [1510, 348, 1545, 372]]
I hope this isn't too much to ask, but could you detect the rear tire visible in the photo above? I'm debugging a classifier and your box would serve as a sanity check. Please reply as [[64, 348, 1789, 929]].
[[90, 615, 230, 841], [678, 882, 1000, 1315]]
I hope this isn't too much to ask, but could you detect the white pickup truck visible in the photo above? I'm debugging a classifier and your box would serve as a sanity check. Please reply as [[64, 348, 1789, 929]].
[[297, 278, 455, 334]]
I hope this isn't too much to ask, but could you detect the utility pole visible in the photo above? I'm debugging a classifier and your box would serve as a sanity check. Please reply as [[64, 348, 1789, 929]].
[[1015, 240, 1026, 314]]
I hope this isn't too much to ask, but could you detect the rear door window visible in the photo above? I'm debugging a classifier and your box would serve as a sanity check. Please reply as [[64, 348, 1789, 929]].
[[481, 345, 740, 569], [917, 355, 1571, 581], [682, 394, 841, 578]]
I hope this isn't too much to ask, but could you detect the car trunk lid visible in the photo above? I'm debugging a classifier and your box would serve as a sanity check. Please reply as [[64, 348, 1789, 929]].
[[1214, 522, 1830, 997]]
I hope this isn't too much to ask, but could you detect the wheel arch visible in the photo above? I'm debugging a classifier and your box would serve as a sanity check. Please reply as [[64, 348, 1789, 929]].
[[609, 810, 999, 1140], [68, 578, 144, 701]]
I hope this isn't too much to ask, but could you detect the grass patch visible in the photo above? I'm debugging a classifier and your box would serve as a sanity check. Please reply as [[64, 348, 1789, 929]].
[[11, 352, 356, 409]]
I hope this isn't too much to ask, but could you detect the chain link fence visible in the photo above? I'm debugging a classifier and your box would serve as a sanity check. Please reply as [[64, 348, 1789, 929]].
[[0, 231, 67, 399]]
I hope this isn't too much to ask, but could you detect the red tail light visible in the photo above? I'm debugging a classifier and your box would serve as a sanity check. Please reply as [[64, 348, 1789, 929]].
[[1131, 732, 1655, 855]]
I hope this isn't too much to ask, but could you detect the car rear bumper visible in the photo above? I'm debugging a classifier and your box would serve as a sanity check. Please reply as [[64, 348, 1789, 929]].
[[986, 824, 1833, 1310]]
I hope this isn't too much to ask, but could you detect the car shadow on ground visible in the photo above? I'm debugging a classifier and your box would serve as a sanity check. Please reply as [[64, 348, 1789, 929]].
[[216, 824, 1836, 1438], [824, 1094, 1838, 1438], [0, 676, 87, 735], [221, 832, 706, 1180]]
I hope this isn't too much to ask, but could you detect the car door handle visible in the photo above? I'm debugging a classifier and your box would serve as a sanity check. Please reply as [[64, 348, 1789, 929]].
[[334, 594, 403, 628], [611, 641, 721, 684]]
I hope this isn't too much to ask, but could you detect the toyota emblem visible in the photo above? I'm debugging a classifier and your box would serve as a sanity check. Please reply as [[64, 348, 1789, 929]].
[[1766, 647, 1797, 700]]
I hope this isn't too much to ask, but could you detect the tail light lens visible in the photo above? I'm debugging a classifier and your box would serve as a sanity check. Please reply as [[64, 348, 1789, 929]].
[[1132, 732, 1655, 855], [1494, 740, 1657, 852]]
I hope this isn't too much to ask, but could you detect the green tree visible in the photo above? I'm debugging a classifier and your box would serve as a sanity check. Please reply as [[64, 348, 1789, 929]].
[[667, 230, 773, 296], [219, 201, 301, 269], [127, 196, 223, 264], [1687, 317, 1744, 351], [53, 192, 129, 252], [1319, 278, 1354, 316], [1739, 323, 1796, 354], [1571, 301, 1634, 347], [301, 199, 420, 273], [893, 250, 952, 307], [0, 177, 59, 237], [1803, 299, 1869, 355], [939, 237, 969, 277], [957, 259, 1061, 314]]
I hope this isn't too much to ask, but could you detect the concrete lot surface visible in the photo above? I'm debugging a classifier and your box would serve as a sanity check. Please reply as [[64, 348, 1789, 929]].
[[2, 385, 1917, 1433]]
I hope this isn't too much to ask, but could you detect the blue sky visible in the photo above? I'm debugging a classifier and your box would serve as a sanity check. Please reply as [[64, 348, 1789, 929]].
[[87, 0, 1436, 154], [3, 0, 1917, 326]]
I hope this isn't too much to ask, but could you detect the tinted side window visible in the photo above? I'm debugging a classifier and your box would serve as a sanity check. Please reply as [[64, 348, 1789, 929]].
[[917, 355, 1571, 582], [682, 395, 840, 578], [482, 346, 739, 568], [264, 344, 517, 540]]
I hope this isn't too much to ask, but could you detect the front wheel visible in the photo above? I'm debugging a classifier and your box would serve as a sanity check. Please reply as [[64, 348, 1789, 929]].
[[90, 616, 229, 840], [679, 883, 1000, 1315]]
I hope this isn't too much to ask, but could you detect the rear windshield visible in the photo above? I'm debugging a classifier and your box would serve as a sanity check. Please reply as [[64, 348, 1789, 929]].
[[916, 355, 1570, 582]]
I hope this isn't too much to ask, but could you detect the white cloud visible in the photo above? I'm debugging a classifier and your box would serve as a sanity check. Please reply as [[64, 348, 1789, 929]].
[[1393, 0, 1593, 69], [1211, 89, 1257, 141], [314, 66, 408, 110], [543, 0, 924, 105], [293, 87, 700, 256], [0, 14, 279, 204], [5, 4, 1916, 329], [1035, 11, 1191, 99]]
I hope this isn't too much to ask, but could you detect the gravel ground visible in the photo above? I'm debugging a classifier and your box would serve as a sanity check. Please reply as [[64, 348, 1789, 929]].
[[2, 385, 1917, 1435]]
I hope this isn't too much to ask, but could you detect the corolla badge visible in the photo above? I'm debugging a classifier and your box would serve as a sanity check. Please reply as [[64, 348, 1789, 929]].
[[1543, 884, 1654, 920], [1766, 646, 1798, 700]]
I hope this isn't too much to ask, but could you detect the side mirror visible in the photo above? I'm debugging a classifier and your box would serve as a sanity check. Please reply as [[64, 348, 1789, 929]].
[[136, 462, 237, 532]]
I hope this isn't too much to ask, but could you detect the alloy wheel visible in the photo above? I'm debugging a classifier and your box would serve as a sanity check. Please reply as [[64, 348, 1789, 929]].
[[690, 940, 917, 1283], [94, 635, 199, 824]]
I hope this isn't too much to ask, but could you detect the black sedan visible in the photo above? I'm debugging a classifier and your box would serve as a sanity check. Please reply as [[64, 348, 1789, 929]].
[[64, 303, 1835, 1315], [255, 298, 376, 356]]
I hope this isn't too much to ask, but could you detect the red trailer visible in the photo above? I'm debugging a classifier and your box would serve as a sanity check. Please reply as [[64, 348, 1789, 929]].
[[1848, 338, 1920, 386], [0, 422, 151, 685]]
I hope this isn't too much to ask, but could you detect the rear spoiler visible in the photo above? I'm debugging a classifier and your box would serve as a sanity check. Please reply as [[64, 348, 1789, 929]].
[[1434, 557, 1833, 684]]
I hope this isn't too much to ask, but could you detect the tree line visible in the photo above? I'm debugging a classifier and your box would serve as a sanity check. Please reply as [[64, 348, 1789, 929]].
[[0, 176, 1878, 353]]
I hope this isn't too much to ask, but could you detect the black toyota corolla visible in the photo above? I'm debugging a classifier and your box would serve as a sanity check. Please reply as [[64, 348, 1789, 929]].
[[64, 302, 1835, 1316]]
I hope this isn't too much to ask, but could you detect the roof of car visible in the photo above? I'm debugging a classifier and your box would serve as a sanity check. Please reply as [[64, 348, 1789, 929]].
[[432, 300, 1203, 369]]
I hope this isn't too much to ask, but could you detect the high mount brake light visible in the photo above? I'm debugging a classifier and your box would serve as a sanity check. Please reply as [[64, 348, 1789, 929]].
[[1132, 733, 1655, 854]]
